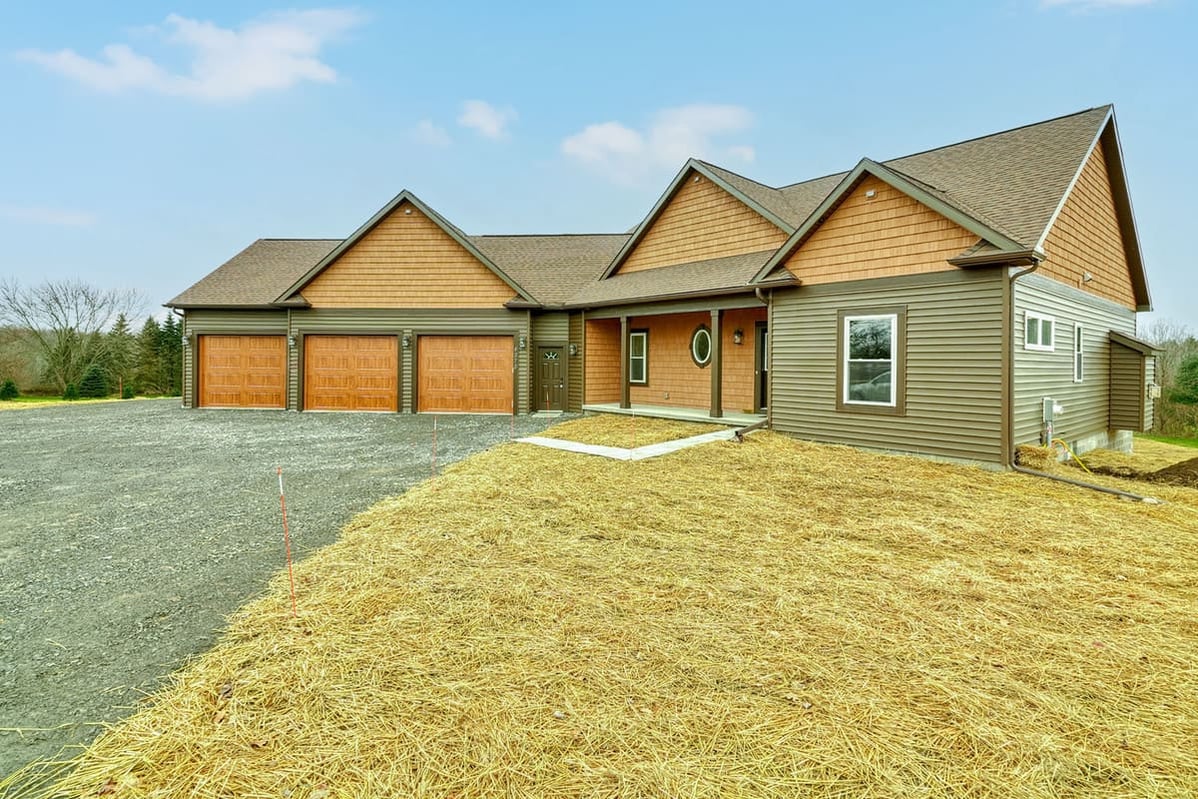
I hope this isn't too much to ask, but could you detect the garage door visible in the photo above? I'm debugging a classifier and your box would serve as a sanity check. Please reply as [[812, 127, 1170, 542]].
[[418, 335, 514, 413], [198, 335, 287, 409], [303, 335, 398, 412]]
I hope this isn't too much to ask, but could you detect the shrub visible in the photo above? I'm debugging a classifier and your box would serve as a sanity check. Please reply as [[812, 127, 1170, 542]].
[[122, 384, 134, 399], [0, 379, 18, 400], [63, 383, 80, 400], [78, 364, 109, 398]]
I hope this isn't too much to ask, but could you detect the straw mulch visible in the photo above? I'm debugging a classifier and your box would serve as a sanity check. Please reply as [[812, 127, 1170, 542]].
[[534, 413, 725, 447], [9, 428, 1198, 798], [1070, 438, 1197, 481]]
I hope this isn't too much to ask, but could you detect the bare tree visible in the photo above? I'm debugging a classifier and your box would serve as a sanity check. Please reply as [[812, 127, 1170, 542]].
[[0, 278, 144, 392]]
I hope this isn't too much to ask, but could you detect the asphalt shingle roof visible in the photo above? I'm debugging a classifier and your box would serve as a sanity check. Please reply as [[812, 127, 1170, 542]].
[[170, 107, 1119, 311], [167, 239, 340, 308]]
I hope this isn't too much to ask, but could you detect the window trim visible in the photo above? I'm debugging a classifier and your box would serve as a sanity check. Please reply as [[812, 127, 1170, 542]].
[[1073, 323, 1084, 383], [690, 324, 712, 368], [628, 329, 648, 385], [836, 307, 906, 416], [1025, 312, 1056, 352]]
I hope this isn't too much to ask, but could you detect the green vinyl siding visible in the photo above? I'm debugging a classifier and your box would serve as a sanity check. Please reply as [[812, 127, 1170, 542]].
[[770, 269, 1006, 464], [1012, 274, 1138, 447], [1109, 343, 1144, 431], [286, 308, 531, 414], [568, 313, 584, 412], [181, 309, 289, 409]]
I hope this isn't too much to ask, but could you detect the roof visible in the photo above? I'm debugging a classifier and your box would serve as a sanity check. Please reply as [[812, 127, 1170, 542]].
[[1110, 331, 1162, 355], [567, 250, 775, 307], [470, 234, 629, 306], [167, 239, 340, 308]]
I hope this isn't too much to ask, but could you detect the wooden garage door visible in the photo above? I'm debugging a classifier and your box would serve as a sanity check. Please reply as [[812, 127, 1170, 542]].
[[198, 335, 287, 409], [303, 335, 398, 412], [418, 335, 514, 413]]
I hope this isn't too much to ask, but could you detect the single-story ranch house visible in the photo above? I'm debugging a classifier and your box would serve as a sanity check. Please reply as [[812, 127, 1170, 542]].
[[168, 105, 1157, 466]]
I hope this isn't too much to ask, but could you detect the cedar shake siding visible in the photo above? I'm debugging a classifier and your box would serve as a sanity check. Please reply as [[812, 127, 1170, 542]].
[[721, 308, 768, 414], [771, 270, 1007, 464], [782, 175, 979, 285], [1012, 273, 1138, 451], [618, 173, 787, 275], [584, 319, 621, 405], [1038, 141, 1137, 310], [301, 201, 515, 308]]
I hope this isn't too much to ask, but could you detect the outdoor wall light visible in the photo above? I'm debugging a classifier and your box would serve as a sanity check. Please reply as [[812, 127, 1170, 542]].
[[287, 334, 297, 348], [568, 343, 579, 357], [401, 334, 412, 349], [518, 335, 528, 350], [181, 334, 190, 347], [733, 328, 744, 345]]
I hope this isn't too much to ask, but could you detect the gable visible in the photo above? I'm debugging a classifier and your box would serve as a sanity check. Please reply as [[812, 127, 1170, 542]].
[[1038, 140, 1136, 310], [300, 201, 517, 308], [616, 172, 787, 275], [782, 175, 979, 285]]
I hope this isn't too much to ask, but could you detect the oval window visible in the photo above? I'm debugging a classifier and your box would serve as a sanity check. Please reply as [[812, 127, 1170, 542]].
[[691, 326, 712, 367]]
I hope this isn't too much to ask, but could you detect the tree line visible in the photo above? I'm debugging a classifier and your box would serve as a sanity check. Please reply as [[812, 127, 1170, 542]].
[[0, 278, 181, 399], [1144, 320, 1198, 438]]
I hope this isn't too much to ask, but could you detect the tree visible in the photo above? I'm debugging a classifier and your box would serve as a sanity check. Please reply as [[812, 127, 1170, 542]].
[[78, 363, 109, 398], [1171, 355, 1198, 405], [159, 314, 183, 396], [0, 279, 142, 393], [0, 379, 17, 400], [135, 316, 164, 394], [106, 313, 136, 397]]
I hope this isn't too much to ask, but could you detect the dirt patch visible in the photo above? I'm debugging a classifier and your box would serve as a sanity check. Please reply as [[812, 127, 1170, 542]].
[[1149, 455, 1198, 488]]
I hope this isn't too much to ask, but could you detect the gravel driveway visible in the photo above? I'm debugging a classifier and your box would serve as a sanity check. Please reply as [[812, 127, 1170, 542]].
[[0, 400, 559, 779]]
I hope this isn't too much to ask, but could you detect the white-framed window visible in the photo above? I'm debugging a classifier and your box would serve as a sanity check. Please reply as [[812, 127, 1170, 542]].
[[1073, 324, 1084, 382], [843, 314, 897, 407], [629, 330, 648, 384], [690, 325, 712, 367], [1025, 312, 1055, 351]]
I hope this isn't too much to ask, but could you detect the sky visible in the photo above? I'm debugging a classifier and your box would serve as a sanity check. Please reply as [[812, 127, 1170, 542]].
[[0, 0, 1194, 330]]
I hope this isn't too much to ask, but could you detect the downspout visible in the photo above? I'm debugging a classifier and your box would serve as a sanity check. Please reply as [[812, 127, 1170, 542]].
[[1005, 260, 1161, 503], [755, 287, 771, 428]]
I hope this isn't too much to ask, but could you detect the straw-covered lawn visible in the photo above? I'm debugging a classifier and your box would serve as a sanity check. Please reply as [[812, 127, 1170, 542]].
[[534, 413, 726, 447], [1071, 437, 1197, 480], [10, 421, 1198, 798]]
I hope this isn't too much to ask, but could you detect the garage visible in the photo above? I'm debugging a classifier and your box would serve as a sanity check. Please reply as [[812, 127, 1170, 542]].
[[198, 335, 287, 409], [418, 335, 514, 413], [303, 335, 399, 412]]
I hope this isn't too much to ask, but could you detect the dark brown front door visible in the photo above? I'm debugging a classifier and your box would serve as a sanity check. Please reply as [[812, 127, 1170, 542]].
[[755, 323, 768, 412], [537, 346, 566, 410]]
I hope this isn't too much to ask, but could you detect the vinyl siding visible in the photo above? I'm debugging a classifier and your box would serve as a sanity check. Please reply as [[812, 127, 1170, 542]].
[[1012, 273, 1137, 447], [531, 313, 569, 343], [568, 313, 584, 412], [771, 269, 1006, 464], [287, 308, 529, 414], [300, 201, 516, 308], [1109, 343, 1144, 431], [182, 310, 289, 409], [783, 175, 979, 285], [618, 173, 787, 274], [1038, 141, 1137, 310], [1145, 358, 1155, 430]]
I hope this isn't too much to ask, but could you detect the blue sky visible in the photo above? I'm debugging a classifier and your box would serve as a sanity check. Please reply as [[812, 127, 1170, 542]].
[[1, 1, 1194, 329]]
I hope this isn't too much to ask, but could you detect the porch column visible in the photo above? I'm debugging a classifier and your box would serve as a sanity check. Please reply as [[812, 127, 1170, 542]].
[[710, 309, 723, 419], [619, 315, 631, 409]]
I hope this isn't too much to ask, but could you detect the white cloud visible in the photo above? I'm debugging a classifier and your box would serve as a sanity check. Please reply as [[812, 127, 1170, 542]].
[[0, 204, 96, 227], [1041, 0, 1158, 8], [561, 104, 756, 184], [412, 119, 450, 147], [458, 100, 517, 139], [15, 9, 363, 101]]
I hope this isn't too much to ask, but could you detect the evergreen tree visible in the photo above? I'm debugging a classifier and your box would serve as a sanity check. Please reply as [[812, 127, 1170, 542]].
[[106, 312, 136, 397], [1170, 355, 1198, 405], [62, 382, 79, 400], [158, 315, 183, 396], [0, 378, 17, 400], [135, 316, 163, 394], [78, 363, 109, 398]]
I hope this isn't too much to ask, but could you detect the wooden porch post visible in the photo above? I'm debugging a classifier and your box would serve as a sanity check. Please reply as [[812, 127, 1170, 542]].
[[619, 315, 631, 409], [710, 309, 723, 419]]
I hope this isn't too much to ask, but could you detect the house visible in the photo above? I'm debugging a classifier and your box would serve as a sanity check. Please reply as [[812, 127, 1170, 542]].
[[168, 105, 1156, 466]]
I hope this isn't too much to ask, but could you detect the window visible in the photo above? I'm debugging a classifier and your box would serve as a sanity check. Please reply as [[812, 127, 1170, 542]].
[[1073, 324, 1084, 382], [843, 313, 897, 407], [629, 330, 648, 384], [1025, 312, 1055, 351], [690, 325, 712, 367]]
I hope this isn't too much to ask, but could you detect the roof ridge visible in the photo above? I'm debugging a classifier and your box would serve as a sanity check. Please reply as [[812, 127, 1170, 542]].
[[880, 105, 1111, 165], [693, 159, 781, 192], [882, 162, 1023, 243], [471, 232, 630, 239], [257, 237, 344, 242]]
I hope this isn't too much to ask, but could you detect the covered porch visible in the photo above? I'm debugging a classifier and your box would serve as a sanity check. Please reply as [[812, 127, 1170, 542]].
[[583, 297, 768, 421]]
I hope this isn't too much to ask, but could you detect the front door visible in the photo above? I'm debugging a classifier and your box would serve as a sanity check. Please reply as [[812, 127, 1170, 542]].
[[755, 323, 768, 412], [537, 346, 566, 411]]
